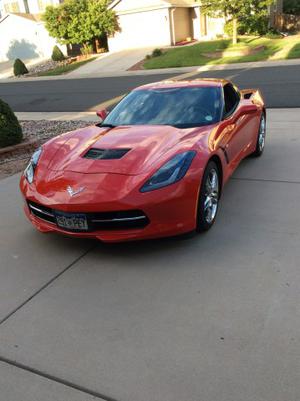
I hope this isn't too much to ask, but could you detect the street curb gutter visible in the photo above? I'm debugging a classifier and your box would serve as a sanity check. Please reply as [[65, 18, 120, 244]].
[[2, 58, 300, 83]]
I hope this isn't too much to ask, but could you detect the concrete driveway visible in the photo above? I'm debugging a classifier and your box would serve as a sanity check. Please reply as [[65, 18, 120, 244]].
[[68, 47, 155, 77], [0, 109, 299, 401]]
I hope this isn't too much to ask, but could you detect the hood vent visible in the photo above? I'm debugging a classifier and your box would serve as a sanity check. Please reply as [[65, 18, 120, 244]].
[[84, 148, 131, 160]]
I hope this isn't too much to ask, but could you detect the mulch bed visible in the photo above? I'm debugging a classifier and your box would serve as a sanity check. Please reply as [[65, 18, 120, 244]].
[[0, 120, 92, 180]]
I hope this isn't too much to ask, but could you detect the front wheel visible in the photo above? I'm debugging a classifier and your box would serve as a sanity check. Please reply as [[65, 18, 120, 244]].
[[196, 161, 220, 233], [252, 113, 266, 157]]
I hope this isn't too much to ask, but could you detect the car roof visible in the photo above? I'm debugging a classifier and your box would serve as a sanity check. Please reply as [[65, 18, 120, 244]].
[[136, 78, 230, 91]]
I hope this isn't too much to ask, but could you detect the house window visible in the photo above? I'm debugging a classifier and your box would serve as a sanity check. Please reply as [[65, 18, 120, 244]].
[[37, 0, 46, 11], [4, 2, 20, 13]]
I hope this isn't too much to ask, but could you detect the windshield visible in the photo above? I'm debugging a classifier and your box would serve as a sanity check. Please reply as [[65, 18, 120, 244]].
[[102, 87, 223, 128]]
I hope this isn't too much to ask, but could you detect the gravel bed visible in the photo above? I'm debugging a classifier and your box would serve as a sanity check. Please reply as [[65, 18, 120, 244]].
[[21, 120, 92, 141], [27, 59, 59, 75], [0, 120, 93, 180]]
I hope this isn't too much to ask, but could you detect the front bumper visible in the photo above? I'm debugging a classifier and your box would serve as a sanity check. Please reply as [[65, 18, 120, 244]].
[[20, 170, 200, 243]]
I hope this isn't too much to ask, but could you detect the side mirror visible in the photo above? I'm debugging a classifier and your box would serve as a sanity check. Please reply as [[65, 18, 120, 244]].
[[96, 109, 109, 121], [242, 104, 258, 115]]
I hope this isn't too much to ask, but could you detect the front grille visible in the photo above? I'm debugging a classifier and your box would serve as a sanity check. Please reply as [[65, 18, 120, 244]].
[[84, 148, 131, 160], [27, 201, 149, 231]]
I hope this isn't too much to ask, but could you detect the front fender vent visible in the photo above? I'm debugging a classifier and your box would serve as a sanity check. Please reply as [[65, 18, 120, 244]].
[[84, 148, 131, 160]]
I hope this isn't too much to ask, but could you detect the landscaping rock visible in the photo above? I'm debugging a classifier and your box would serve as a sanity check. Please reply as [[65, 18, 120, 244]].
[[0, 120, 91, 179]]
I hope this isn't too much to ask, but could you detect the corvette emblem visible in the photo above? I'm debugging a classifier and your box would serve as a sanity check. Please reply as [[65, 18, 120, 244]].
[[67, 186, 85, 197]]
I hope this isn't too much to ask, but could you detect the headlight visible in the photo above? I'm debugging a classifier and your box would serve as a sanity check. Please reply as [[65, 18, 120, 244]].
[[140, 151, 196, 193], [24, 147, 42, 184]]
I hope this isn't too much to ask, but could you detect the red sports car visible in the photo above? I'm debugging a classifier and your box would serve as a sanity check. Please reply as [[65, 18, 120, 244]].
[[20, 79, 266, 242]]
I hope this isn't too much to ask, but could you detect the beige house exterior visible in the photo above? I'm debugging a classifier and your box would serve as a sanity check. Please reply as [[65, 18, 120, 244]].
[[108, 0, 225, 52], [0, 0, 62, 16], [0, 12, 66, 62]]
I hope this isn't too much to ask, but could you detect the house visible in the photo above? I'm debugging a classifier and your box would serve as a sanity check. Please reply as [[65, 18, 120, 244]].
[[0, 12, 65, 62], [0, 0, 63, 16], [107, 0, 225, 52]]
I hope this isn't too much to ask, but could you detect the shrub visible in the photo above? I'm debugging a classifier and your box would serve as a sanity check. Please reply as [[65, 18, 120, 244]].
[[152, 48, 163, 57], [13, 59, 28, 76], [239, 15, 269, 36], [0, 99, 23, 148], [145, 54, 151, 60], [80, 44, 94, 57], [225, 15, 269, 37], [51, 45, 65, 61]]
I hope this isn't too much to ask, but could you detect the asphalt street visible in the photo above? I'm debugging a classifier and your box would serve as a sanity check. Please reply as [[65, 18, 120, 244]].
[[0, 109, 300, 401], [1, 64, 300, 111]]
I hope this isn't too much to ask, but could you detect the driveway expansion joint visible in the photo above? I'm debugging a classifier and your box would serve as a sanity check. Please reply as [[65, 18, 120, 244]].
[[0, 356, 118, 401], [231, 177, 300, 185], [0, 244, 97, 326]]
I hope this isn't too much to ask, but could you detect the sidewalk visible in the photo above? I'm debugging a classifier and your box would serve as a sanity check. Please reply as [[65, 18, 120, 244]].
[[2, 57, 300, 83], [16, 112, 99, 122]]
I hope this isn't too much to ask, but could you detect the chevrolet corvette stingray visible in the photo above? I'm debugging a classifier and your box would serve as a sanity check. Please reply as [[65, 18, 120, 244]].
[[20, 79, 266, 242]]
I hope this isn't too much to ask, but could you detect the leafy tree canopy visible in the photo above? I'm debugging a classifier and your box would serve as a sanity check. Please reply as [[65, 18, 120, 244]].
[[200, 0, 273, 20], [200, 0, 274, 42], [284, 0, 300, 15], [43, 0, 118, 47]]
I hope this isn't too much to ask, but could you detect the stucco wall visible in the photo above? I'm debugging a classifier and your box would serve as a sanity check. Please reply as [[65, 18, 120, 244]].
[[1, 0, 61, 14], [0, 14, 65, 62], [26, 0, 61, 13], [206, 16, 225, 39], [108, 8, 171, 52], [173, 7, 192, 42]]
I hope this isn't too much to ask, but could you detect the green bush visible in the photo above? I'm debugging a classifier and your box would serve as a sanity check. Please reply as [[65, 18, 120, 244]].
[[80, 44, 94, 57], [265, 29, 283, 39], [0, 99, 23, 148], [225, 15, 269, 37], [51, 45, 65, 61], [13, 59, 28, 76], [152, 48, 163, 57], [239, 15, 269, 36]]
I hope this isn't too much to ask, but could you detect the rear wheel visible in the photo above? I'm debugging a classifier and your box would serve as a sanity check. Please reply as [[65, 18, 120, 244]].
[[252, 113, 266, 157], [196, 161, 220, 233]]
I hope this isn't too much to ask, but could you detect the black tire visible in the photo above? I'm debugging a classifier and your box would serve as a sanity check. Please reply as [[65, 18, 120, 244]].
[[252, 112, 266, 157], [196, 161, 220, 233]]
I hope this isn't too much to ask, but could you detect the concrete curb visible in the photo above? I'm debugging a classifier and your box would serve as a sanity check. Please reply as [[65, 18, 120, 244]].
[[16, 112, 99, 122], [0, 139, 40, 157]]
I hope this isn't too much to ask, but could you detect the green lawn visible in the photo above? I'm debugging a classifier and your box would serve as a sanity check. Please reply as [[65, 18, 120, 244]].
[[36, 57, 97, 76], [143, 35, 300, 69]]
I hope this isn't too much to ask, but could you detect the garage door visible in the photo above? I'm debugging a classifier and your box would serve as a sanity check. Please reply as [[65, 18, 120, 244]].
[[108, 9, 171, 52]]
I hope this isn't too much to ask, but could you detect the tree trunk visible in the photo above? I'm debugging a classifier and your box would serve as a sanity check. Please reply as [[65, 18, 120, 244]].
[[232, 18, 238, 45]]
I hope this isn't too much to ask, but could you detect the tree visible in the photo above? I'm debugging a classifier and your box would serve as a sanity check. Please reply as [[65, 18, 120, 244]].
[[284, 0, 300, 15], [43, 0, 118, 52], [200, 0, 274, 44]]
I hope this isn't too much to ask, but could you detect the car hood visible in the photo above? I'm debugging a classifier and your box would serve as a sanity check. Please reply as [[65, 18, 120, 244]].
[[46, 124, 210, 175]]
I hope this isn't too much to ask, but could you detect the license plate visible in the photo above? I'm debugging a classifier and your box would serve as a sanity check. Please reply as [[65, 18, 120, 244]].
[[55, 212, 88, 231]]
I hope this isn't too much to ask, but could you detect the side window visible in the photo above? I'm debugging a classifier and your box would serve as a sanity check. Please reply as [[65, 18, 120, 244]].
[[223, 84, 240, 117]]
